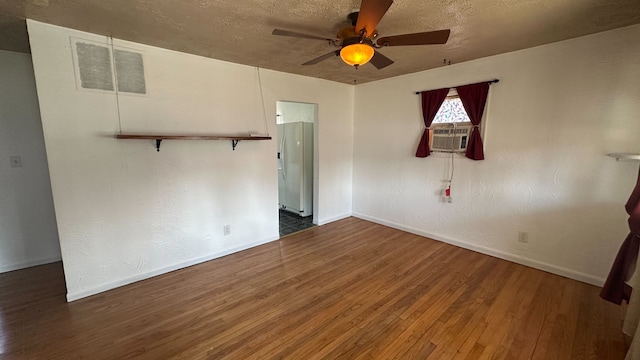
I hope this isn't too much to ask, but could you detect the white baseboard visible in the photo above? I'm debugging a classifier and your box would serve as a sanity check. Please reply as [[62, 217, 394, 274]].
[[66, 235, 279, 302], [317, 212, 352, 226], [352, 212, 605, 287], [0, 255, 62, 274]]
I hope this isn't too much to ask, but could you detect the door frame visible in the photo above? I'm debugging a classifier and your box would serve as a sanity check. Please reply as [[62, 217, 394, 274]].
[[275, 101, 319, 226]]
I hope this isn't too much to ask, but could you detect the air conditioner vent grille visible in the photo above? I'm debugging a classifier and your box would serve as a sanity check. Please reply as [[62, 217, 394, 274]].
[[430, 123, 472, 152]]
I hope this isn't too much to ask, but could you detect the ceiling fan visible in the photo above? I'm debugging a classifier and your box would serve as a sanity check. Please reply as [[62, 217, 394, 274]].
[[272, 0, 451, 70]]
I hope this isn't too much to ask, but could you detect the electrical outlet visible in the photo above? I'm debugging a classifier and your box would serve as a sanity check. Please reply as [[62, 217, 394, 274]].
[[223, 225, 231, 236], [518, 231, 529, 243]]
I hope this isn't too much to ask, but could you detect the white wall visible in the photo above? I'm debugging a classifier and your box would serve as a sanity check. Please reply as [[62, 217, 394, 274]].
[[27, 20, 353, 301], [0, 50, 61, 273], [352, 24, 640, 285]]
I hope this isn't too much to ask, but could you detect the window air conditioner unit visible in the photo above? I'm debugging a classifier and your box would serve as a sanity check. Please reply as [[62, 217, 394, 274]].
[[431, 123, 473, 152]]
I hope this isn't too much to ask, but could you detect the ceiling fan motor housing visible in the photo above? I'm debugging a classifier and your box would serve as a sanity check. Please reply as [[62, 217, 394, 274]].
[[337, 26, 378, 41], [341, 36, 374, 48]]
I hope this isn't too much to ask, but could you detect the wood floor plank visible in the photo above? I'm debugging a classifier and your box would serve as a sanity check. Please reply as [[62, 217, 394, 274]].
[[222, 230, 424, 359], [548, 278, 583, 359], [504, 273, 561, 359], [340, 251, 473, 357], [358, 254, 494, 359], [529, 275, 565, 360], [426, 263, 507, 359], [472, 264, 536, 359], [284, 239, 458, 359], [452, 320, 489, 360], [0, 217, 627, 359]]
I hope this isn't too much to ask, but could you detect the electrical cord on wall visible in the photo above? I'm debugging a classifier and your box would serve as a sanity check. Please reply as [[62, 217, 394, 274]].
[[446, 123, 457, 203], [110, 36, 123, 134], [257, 67, 270, 136]]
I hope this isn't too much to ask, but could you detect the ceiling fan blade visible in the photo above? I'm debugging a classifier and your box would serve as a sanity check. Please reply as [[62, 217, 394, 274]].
[[355, 0, 393, 38], [376, 29, 451, 46], [369, 50, 394, 69], [302, 51, 338, 65], [272, 29, 337, 42]]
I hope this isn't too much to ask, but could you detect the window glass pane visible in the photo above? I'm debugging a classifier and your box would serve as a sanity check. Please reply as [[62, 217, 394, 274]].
[[433, 97, 470, 123]]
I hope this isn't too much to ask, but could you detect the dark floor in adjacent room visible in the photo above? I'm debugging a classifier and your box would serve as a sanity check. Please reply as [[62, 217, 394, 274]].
[[279, 209, 314, 236]]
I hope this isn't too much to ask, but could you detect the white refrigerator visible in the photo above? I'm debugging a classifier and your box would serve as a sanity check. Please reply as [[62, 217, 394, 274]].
[[277, 122, 313, 217]]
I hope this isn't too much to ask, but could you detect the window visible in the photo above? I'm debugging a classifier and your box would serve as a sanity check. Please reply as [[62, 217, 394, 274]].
[[430, 90, 473, 152], [433, 90, 471, 124], [416, 81, 491, 160]]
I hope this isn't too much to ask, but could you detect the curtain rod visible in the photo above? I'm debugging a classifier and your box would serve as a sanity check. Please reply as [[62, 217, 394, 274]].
[[414, 79, 499, 94]]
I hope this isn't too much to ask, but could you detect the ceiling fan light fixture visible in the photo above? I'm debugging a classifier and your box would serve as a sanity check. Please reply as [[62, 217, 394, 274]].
[[272, 0, 451, 71], [340, 43, 374, 67]]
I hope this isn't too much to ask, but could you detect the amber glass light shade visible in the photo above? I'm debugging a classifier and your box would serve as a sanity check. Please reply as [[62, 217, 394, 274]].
[[339, 43, 374, 67]]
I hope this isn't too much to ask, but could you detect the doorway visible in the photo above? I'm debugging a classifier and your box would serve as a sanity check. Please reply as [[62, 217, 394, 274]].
[[276, 101, 317, 237]]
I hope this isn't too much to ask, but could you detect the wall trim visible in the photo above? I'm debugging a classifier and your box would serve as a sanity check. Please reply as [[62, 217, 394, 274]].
[[317, 212, 352, 226], [0, 255, 63, 274], [66, 235, 279, 302], [352, 212, 605, 287]]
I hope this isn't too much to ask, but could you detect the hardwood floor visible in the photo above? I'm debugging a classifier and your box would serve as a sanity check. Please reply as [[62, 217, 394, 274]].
[[0, 217, 627, 359]]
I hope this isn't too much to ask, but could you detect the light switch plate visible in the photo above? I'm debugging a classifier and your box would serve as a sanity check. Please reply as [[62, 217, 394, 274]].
[[10, 156, 23, 168]]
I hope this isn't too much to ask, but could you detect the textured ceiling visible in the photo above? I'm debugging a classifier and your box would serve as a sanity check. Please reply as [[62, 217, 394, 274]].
[[0, 0, 639, 84], [0, 13, 29, 53]]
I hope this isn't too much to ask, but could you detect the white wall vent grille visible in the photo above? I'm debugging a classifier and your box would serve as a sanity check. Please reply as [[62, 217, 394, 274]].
[[75, 42, 114, 91], [71, 37, 146, 95], [114, 49, 146, 94]]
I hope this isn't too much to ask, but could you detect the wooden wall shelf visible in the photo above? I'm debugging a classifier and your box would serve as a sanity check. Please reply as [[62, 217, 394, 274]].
[[116, 134, 271, 151]]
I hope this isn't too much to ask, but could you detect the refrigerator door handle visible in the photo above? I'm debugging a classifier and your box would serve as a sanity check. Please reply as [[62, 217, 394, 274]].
[[280, 134, 286, 180]]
